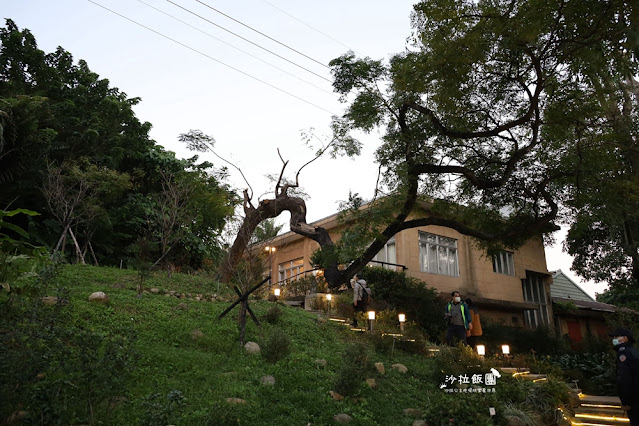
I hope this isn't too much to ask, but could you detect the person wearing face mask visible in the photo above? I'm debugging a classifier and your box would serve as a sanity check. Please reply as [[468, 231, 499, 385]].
[[610, 327, 639, 425], [444, 291, 471, 346]]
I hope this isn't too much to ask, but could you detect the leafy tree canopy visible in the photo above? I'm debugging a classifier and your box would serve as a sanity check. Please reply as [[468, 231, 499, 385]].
[[316, 0, 638, 287], [0, 20, 236, 269]]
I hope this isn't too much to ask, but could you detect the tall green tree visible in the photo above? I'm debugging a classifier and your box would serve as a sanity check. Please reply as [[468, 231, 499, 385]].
[[0, 20, 236, 269]]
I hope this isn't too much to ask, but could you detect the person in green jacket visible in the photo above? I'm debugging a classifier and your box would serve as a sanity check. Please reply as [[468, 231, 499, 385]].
[[444, 291, 471, 346]]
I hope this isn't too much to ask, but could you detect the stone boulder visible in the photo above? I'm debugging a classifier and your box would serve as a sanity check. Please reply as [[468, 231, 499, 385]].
[[260, 375, 276, 386], [375, 362, 386, 374], [333, 413, 352, 423], [329, 391, 344, 401], [88, 292, 108, 303], [392, 363, 408, 373], [42, 296, 57, 305], [403, 408, 423, 417], [244, 341, 261, 354]]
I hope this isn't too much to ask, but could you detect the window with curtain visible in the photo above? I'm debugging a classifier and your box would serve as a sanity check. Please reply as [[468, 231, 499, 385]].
[[493, 251, 515, 275], [522, 271, 549, 328], [372, 237, 396, 269], [419, 232, 459, 276]]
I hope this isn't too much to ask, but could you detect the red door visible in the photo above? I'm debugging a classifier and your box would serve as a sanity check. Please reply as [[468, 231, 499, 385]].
[[567, 320, 582, 344]]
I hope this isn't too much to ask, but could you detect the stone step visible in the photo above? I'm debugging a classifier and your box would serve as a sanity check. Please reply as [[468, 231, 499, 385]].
[[579, 394, 622, 406], [499, 367, 530, 374], [570, 411, 630, 425], [576, 405, 626, 417], [515, 373, 547, 382]]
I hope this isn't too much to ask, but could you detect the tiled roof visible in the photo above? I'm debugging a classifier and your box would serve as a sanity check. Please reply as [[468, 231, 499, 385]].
[[550, 270, 595, 301], [551, 296, 616, 312]]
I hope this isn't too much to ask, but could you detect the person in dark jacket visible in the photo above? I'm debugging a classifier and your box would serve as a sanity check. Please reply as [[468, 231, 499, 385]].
[[610, 327, 639, 425], [351, 274, 370, 327], [444, 291, 471, 346]]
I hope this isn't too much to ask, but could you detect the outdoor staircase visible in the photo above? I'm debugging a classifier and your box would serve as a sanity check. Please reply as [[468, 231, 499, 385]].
[[315, 314, 630, 425], [569, 394, 628, 426], [500, 368, 628, 425]]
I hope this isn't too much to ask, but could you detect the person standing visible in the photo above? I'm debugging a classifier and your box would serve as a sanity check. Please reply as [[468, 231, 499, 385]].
[[465, 298, 483, 348], [610, 327, 639, 425], [444, 291, 471, 346], [351, 274, 370, 327]]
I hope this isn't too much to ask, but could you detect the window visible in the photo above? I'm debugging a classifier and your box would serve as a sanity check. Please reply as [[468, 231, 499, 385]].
[[419, 232, 459, 276], [279, 258, 304, 282], [493, 251, 515, 275], [522, 271, 549, 328], [371, 237, 396, 269]]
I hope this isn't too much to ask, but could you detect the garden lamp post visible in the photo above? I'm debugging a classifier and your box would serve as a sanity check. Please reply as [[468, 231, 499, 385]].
[[398, 313, 406, 333], [368, 310, 376, 333], [501, 344, 510, 356], [476, 344, 486, 358], [264, 246, 276, 291], [326, 293, 332, 315]]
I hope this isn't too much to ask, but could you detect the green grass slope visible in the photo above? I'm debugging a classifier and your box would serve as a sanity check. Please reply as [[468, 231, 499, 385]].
[[1, 265, 570, 425]]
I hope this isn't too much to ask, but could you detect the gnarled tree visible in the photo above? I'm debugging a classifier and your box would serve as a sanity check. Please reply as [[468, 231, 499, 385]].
[[214, 0, 636, 290]]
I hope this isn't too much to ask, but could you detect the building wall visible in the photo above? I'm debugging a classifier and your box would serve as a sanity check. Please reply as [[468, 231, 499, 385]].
[[394, 225, 548, 305], [262, 215, 550, 309]]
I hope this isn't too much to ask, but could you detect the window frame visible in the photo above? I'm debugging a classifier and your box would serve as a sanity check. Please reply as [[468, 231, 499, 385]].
[[371, 237, 397, 269], [418, 231, 459, 277], [522, 271, 549, 328], [278, 258, 304, 282], [493, 251, 515, 276]]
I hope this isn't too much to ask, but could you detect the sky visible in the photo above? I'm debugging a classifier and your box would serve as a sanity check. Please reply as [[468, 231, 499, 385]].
[[2, 0, 609, 298]]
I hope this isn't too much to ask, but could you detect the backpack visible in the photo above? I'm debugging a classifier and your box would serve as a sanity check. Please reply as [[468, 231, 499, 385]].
[[359, 283, 370, 305]]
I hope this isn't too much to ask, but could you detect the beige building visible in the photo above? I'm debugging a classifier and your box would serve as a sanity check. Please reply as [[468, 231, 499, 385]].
[[262, 206, 554, 329]]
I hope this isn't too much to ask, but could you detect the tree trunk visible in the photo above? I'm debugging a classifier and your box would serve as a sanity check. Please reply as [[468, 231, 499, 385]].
[[238, 300, 247, 347], [68, 227, 86, 265]]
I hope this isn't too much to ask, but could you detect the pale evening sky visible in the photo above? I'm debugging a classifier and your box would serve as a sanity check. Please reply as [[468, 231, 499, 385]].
[[2, 0, 609, 298]]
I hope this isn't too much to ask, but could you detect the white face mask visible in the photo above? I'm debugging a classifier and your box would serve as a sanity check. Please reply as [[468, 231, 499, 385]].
[[613, 338, 623, 346], [454, 297, 461, 303]]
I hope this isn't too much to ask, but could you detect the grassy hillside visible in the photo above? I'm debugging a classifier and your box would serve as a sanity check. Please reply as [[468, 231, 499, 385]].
[[1, 265, 571, 425]]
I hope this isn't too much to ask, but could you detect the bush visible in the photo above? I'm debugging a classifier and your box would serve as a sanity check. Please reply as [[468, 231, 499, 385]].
[[480, 322, 571, 356], [141, 390, 187, 426], [333, 342, 373, 396], [264, 305, 284, 324], [261, 329, 291, 363], [0, 262, 139, 425], [550, 352, 616, 395], [359, 266, 446, 341]]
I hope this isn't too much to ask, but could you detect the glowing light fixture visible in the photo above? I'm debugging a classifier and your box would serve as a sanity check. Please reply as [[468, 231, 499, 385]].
[[273, 288, 280, 297], [502, 344, 510, 355], [326, 294, 332, 301], [476, 345, 486, 356], [367, 310, 375, 333], [398, 314, 406, 322]]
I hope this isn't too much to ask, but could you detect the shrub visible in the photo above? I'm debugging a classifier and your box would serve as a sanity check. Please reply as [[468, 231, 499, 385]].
[[0, 259, 139, 425], [360, 266, 446, 341], [333, 342, 373, 396], [264, 305, 284, 324], [550, 352, 616, 395], [141, 390, 187, 426], [261, 329, 291, 363], [480, 322, 571, 356]]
